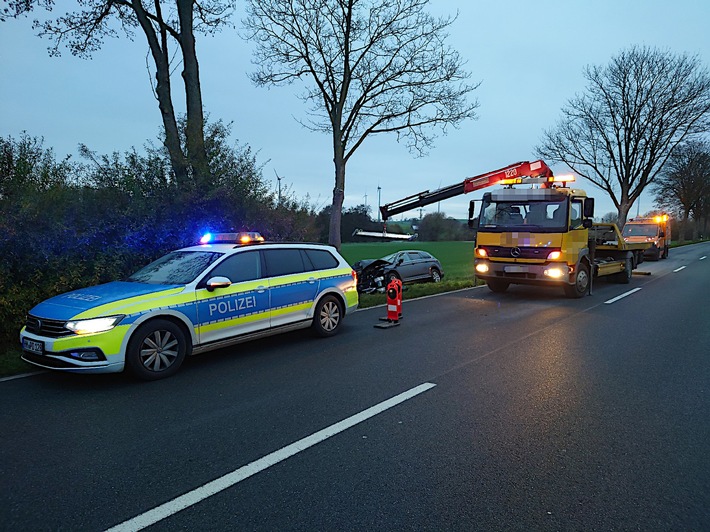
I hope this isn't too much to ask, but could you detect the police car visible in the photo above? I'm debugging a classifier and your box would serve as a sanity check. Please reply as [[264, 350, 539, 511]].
[[20, 233, 359, 380]]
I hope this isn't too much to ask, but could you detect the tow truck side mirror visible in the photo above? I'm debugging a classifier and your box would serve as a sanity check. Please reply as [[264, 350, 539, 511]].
[[583, 219, 593, 229], [468, 200, 479, 228], [583, 198, 595, 218]]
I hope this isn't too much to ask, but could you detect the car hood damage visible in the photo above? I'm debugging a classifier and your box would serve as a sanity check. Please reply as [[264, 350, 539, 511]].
[[353, 259, 391, 293]]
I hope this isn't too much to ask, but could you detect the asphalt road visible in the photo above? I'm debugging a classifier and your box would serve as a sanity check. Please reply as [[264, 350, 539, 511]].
[[2, 242, 709, 531]]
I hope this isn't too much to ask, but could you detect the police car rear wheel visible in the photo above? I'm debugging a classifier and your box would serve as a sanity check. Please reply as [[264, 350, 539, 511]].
[[126, 319, 187, 380], [313, 296, 342, 337]]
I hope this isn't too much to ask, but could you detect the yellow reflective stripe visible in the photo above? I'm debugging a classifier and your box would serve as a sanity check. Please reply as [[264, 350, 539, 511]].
[[74, 288, 189, 319], [49, 324, 130, 357], [345, 290, 358, 308], [199, 311, 270, 334], [271, 302, 311, 318], [268, 268, 352, 287]]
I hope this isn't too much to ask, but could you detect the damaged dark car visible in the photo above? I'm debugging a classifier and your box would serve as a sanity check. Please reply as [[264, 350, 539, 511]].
[[353, 250, 445, 293]]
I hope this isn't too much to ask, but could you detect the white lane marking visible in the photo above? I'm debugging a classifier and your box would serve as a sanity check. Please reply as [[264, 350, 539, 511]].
[[700, 256, 706, 261], [0, 371, 45, 383], [673, 266, 686, 272], [105, 382, 437, 532], [604, 288, 642, 304]]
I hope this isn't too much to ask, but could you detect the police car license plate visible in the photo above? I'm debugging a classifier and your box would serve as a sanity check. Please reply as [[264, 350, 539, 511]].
[[504, 265, 529, 273], [22, 338, 44, 355]]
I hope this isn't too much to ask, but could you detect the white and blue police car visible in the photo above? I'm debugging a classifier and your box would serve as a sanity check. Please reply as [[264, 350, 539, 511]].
[[20, 233, 359, 380]]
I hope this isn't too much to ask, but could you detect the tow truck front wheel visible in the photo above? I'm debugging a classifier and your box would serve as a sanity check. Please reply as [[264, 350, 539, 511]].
[[486, 279, 509, 293], [564, 263, 590, 299]]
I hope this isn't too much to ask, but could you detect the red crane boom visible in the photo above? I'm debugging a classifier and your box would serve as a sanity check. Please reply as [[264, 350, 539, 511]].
[[379, 160, 553, 221]]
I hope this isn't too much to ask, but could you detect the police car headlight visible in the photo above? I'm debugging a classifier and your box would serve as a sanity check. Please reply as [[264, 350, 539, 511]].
[[66, 315, 125, 335]]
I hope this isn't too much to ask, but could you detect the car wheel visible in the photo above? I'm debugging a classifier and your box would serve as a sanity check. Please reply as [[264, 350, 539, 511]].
[[387, 271, 400, 284], [126, 319, 188, 380], [431, 268, 442, 283], [564, 263, 590, 298], [312, 295, 343, 337]]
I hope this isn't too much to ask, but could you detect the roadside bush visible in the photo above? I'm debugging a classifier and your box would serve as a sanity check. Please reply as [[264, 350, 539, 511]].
[[0, 125, 291, 347]]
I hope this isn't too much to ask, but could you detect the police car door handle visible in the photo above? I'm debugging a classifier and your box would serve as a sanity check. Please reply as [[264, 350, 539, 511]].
[[308, 277, 317, 284], [257, 285, 267, 293]]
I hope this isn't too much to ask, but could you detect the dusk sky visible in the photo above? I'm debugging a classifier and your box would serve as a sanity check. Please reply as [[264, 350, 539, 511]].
[[2, 0, 710, 221]]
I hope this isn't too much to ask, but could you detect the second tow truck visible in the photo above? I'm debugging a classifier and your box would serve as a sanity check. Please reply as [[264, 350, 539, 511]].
[[380, 160, 651, 298]]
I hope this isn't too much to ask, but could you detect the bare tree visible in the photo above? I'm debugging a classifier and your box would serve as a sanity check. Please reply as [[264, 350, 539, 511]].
[[4, 0, 235, 192], [652, 140, 710, 241], [537, 46, 710, 227], [242, 0, 478, 248]]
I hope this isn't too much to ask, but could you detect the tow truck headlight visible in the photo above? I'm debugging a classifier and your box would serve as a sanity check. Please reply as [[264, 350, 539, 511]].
[[65, 315, 124, 335], [475, 263, 489, 274], [476, 248, 488, 258], [547, 250, 562, 260], [543, 266, 567, 279]]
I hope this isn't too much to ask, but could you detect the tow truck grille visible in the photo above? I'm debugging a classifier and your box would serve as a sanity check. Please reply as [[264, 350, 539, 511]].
[[481, 246, 551, 260], [25, 315, 73, 338]]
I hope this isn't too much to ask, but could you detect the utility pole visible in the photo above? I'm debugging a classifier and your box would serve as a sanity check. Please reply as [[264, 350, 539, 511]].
[[377, 185, 382, 223], [363, 193, 368, 210], [273, 169, 283, 205]]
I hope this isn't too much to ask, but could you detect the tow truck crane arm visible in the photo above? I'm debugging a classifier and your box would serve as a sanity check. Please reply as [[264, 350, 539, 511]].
[[379, 160, 554, 221]]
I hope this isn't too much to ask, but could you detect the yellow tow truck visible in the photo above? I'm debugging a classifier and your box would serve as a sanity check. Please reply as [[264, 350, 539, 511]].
[[379, 160, 651, 298]]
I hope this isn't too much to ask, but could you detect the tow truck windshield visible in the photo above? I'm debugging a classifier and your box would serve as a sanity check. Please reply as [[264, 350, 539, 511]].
[[479, 197, 568, 232]]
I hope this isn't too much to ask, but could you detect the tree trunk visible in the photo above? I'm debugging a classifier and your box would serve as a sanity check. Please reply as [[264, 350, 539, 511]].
[[617, 201, 632, 229], [177, 0, 209, 193], [132, 0, 189, 185], [329, 141, 346, 250]]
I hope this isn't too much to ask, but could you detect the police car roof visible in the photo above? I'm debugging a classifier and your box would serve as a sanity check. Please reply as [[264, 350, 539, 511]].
[[180, 241, 337, 253]]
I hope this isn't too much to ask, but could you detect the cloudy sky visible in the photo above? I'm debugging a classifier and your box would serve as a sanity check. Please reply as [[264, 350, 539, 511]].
[[2, 0, 710, 221]]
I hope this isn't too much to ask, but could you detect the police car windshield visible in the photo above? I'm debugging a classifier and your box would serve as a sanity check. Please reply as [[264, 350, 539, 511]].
[[127, 251, 222, 285]]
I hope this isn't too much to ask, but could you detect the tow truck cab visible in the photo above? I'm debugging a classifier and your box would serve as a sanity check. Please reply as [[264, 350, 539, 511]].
[[472, 187, 595, 296], [471, 186, 649, 298]]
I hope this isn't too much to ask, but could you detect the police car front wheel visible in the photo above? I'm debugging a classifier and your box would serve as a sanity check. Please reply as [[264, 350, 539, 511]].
[[126, 319, 188, 380], [312, 296, 343, 337]]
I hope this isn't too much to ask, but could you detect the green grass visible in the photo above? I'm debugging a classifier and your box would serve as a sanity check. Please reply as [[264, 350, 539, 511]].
[[0, 346, 33, 378]]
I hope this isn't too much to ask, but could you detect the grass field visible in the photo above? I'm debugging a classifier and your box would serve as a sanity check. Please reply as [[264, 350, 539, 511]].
[[340, 240, 477, 280]]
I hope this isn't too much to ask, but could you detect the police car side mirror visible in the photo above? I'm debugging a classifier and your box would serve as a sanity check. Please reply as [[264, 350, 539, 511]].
[[206, 276, 232, 292]]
